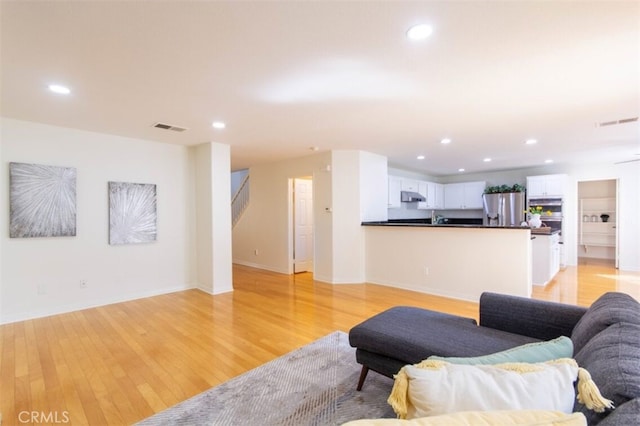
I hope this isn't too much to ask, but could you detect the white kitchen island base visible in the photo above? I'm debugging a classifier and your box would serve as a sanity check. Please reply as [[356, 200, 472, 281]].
[[363, 224, 532, 302]]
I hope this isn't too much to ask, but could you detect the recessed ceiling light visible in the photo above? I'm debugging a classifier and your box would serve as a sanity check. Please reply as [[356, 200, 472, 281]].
[[440, 138, 451, 144], [545, 159, 554, 164], [525, 139, 538, 145], [48, 84, 70, 95], [458, 168, 465, 172], [212, 121, 226, 129], [417, 155, 425, 160], [310, 146, 319, 151], [483, 158, 492, 162], [406, 24, 433, 41]]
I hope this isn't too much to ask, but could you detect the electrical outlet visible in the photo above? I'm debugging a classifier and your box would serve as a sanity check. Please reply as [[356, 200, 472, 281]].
[[37, 284, 47, 295], [254, 249, 259, 256], [80, 280, 87, 289], [424, 267, 429, 275]]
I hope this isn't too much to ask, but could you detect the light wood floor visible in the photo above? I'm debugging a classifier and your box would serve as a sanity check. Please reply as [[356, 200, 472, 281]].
[[1, 260, 638, 425]]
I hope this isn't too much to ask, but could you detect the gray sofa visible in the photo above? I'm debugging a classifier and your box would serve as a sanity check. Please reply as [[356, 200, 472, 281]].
[[348, 292, 640, 425]]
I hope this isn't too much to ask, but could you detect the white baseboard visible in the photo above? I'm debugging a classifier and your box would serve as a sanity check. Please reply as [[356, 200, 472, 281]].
[[232, 260, 289, 275], [314, 275, 364, 284], [0, 284, 195, 325], [365, 277, 479, 303]]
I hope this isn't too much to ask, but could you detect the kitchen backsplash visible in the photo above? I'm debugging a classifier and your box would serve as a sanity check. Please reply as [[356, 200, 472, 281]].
[[388, 204, 483, 221], [387, 203, 431, 220]]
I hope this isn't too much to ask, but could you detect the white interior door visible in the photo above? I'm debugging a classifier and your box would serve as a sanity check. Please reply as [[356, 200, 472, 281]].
[[294, 178, 313, 273]]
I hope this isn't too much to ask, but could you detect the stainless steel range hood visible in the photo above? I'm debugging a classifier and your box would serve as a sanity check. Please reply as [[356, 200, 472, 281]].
[[401, 191, 426, 202]]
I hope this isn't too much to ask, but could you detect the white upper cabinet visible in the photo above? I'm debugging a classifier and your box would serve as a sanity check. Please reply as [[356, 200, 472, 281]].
[[388, 175, 402, 209], [389, 175, 446, 210], [433, 183, 445, 209], [527, 174, 567, 198], [417, 181, 445, 210], [401, 179, 419, 192], [417, 181, 430, 210], [463, 181, 486, 208], [444, 183, 465, 209], [418, 182, 444, 209], [444, 181, 486, 209]]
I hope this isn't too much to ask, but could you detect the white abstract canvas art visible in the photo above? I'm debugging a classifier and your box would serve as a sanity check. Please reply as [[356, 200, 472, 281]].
[[10, 162, 77, 238], [109, 181, 157, 245]]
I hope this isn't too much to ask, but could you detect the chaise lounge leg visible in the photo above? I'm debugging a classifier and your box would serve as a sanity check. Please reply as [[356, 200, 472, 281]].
[[356, 365, 369, 391]]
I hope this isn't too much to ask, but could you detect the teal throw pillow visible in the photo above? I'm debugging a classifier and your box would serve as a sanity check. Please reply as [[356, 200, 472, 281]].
[[428, 336, 573, 365]]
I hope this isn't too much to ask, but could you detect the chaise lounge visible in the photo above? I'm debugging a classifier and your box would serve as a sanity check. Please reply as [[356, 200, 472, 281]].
[[348, 291, 640, 425]]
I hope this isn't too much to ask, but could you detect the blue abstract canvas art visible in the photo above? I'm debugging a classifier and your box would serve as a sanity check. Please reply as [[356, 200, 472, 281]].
[[109, 181, 157, 245], [10, 162, 77, 238]]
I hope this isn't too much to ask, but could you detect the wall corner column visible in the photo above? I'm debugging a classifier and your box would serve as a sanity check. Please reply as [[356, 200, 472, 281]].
[[195, 142, 233, 294]]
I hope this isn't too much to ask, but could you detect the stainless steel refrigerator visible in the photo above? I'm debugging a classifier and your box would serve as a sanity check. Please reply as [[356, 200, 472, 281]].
[[482, 192, 526, 226]]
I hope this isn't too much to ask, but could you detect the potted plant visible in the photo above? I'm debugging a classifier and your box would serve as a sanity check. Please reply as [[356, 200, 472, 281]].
[[484, 184, 526, 194], [526, 206, 551, 228]]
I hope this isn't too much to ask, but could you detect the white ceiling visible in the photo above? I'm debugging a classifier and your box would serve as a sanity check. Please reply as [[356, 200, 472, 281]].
[[1, 1, 639, 176]]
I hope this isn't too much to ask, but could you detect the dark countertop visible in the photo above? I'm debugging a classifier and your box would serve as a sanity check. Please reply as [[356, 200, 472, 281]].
[[362, 220, 531, 230], [388, 218, 484, 225]]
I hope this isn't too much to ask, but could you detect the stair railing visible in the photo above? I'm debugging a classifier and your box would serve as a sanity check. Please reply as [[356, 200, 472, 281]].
[[232, 174, 250, 227]]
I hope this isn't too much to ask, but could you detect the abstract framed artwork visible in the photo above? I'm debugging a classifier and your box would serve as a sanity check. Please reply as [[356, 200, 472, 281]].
[[109, 181, 157, 245], [10, 162, 77, 238]]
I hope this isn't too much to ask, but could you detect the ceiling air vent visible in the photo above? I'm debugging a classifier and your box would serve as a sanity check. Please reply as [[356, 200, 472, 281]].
[[152, 122, 188, 132], [597, 117, 639, 127]]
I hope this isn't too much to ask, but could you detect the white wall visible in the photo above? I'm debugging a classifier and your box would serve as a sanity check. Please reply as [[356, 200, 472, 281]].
[[0, 118, 197, 323], [232, 152, 333, 277], [331, 151, 365, 283], [359, 151, 388, 222], [210, 143, 233, 294], [194, 142, 233, 295], [563, 161, 640, 271], [232, 150, 389, 284], [365, 226, 532, 301]]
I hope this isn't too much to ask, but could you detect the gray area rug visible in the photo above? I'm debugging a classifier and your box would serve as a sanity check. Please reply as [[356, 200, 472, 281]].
[[136, 331, 395, 425]]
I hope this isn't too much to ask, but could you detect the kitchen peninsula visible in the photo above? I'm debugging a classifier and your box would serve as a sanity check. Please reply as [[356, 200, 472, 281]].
[[362, 221, 533, 301]]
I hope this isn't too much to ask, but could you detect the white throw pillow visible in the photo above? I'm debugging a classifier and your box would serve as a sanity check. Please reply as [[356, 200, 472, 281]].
[[403, 360, 578, 418]]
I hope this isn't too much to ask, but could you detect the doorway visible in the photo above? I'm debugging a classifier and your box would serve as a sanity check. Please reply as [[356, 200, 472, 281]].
[[292, 177, 314, 273], [577, 179, 618, 268]]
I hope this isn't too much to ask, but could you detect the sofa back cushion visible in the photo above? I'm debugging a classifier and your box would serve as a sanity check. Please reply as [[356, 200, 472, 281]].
[[573, 322, 640, 425], [571, 292, 640, 354], [596, 398, 640, 426]]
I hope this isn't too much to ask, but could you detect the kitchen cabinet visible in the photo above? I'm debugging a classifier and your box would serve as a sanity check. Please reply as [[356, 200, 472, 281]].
[[389, 176, 445, 210], [444, 181, 486, 209], [417, 181, 444, 210], [579, 197, 616, 247], [532, 233, 560, 286], [433, 183, 445, 209], [417, 181, 429, 210], [527, 174, 567, 198], [401, 179, 419, 192], [444, 183, 464, 209], [388, 175, 402, 209]]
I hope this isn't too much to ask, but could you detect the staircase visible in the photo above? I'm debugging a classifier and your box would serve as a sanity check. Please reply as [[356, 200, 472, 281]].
[[232, 173, 249, 226]]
